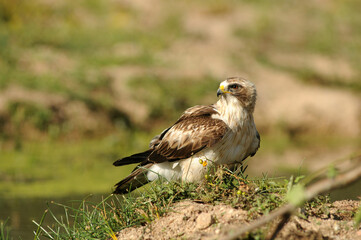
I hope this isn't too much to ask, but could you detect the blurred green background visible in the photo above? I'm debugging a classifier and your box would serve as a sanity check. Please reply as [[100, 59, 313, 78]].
[[1, 0, 361, 198], [1, 0, 361, 238], [1, 0, 361, 234]]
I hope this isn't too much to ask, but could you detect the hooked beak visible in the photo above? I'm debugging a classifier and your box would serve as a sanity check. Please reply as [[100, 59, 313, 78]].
[[217, 84, 228, 97]]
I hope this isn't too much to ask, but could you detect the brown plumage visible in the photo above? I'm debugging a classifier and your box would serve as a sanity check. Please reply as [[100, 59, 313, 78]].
[[113, 77, 260, 194]]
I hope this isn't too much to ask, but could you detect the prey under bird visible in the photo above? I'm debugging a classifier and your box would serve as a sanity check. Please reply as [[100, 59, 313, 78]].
[[113, 77, 260, 194]]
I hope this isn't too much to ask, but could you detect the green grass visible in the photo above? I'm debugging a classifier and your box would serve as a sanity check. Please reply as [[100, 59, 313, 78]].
[[25, 165, 337, 240], [2, 162, 359, 239], [0, 219, 11, 240], [30, 166, 292, 239]]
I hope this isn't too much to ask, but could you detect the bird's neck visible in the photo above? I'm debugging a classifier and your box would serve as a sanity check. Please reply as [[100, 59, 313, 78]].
[[216, 97, 252, 131]]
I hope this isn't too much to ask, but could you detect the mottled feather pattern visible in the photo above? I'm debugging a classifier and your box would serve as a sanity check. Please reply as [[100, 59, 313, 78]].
[[148, 126, 172, 149], [113, 77, 260, 194], [149, 109, 228, 163], [177, 105, 218, 122]]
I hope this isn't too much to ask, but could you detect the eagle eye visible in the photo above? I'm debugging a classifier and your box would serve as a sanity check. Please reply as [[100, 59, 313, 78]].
[[229, 84, 240, 90]]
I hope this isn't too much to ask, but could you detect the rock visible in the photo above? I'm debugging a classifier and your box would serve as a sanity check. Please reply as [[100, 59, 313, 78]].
[[195, 212, 214, 230]]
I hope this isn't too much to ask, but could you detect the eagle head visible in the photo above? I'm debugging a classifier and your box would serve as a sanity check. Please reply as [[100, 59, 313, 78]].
[[217, 77, 257, 113]]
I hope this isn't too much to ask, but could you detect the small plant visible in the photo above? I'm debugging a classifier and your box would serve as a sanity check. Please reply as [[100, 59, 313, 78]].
[[354, 203, 361, 228], [33, 196, 122, 240], [0, 219, 11, 240], [34, 165, 292, 239]]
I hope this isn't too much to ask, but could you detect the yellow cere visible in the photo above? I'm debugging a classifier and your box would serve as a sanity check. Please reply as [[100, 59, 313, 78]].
[[219, 84, 230, 94]]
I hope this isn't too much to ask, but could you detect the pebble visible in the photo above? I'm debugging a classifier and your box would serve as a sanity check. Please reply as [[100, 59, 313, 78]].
[[196, 213, 214, 230], [333, 224, 340, 232]]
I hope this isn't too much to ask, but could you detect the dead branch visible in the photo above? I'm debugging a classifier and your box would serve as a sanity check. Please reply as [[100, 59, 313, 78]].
[[222, 155, 361, 240], [267, 212, 291, 240]]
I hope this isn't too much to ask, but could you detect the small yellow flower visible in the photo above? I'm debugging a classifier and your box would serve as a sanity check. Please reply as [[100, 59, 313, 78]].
[[202, 160, 208, 167], [237, 190, 242, 195]]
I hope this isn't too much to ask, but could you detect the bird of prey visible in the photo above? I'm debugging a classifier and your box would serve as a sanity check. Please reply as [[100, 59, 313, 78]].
[[113, 77, 260, 194]]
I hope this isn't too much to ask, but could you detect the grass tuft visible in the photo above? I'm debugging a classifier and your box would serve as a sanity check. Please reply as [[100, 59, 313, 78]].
[[0, 219, 11, 240], [31, 165, 320, 239]]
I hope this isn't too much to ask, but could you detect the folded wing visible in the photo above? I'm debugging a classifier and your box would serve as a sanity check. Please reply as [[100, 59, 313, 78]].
[[113, 105, 229, 193]]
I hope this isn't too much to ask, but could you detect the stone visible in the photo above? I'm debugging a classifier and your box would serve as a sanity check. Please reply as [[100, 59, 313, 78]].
[[195, 213, 214, 230]]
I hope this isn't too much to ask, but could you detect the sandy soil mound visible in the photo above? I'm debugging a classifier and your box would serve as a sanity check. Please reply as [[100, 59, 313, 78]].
[[115, 200, 360, 240]]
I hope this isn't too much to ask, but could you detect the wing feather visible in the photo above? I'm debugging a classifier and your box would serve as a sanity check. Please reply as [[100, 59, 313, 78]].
[[148, 106, 228, 163], [113, 105, 229, 193]]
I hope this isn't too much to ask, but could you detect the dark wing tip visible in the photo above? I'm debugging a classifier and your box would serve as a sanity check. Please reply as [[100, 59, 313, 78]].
[[112, 164, 152, 194], [113, 177, 149, 195], [113, 183, 131, 194], [113, 159, 123, 166], [113, 150, 152, 167]]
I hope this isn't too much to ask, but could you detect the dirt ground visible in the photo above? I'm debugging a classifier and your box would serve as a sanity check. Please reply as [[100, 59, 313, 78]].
[[115, 200, 361, 240]]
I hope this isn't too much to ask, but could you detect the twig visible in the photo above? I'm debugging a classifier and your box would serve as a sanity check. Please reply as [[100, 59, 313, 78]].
[[222, 155, 361, 240], [267, 212, 291, 240]]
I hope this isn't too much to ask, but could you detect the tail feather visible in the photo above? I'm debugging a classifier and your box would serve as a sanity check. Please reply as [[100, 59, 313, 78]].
[[113, 150, 152, 166], [113, 163, 153, 194]]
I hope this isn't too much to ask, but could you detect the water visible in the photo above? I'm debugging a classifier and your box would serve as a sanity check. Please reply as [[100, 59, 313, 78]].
[[0, 194, 106, 239], [329, 178, 361, 201]]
